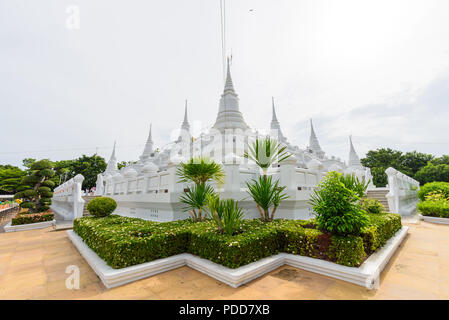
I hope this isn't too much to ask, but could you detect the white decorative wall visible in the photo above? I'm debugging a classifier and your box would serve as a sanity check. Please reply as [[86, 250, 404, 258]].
[[51, 174, 85, 221], [385, 167, 420, 216]]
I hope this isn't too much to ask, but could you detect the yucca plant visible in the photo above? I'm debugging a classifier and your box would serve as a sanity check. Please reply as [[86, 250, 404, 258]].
[[179, 183, 215, 222], [176, 157, 224, 186], [244, 137, 291, 176], [246, 175, 288, 222], [337, 173, 370, 199], [206, 194, 245, 235]]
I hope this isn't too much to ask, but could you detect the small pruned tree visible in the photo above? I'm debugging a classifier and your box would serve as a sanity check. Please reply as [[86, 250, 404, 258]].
[[177, 157, 225, 222], [244, 137, 291, 221], [14, 159, 55, 212], [246, 175, 288, 222]]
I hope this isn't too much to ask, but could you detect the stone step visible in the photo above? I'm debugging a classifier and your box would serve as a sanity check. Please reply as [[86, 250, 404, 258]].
[[82, 195, 100, 217], [366, 189, 390, 211]]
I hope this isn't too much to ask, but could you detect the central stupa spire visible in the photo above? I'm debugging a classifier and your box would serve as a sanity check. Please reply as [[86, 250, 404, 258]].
[[309, 119, 325, 159], [212, 57, 249, 132]]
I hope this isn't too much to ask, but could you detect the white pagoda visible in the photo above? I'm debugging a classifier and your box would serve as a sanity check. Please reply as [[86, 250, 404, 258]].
[[98, 61, 373, 221]]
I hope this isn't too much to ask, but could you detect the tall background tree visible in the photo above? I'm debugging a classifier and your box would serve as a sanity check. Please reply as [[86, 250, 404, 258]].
[[54, 155, 107, 190], [0, 165, 26, 194], [361, 148, 448, 186]]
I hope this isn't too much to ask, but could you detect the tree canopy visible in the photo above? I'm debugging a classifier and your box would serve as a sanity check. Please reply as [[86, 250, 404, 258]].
[[361, 148, 448, 186]]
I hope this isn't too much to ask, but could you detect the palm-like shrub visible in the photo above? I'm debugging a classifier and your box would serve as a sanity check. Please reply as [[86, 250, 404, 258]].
[[177, 157, 224, 222], [244, 137, 291, 176], [179, 183, 215, 221], [176, 157, 224, 185], [338, 173, 370, 198], [246, 176, 288, 222], [206, 194, 245, 235], [309, 171, 369, 235]]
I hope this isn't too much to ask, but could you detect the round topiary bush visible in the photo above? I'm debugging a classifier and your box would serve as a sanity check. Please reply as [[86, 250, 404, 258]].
[[20, 202, 36, 209], [41, 180, 55, 188], [86, 197, 117, 218], [418, 182, 449, 201]]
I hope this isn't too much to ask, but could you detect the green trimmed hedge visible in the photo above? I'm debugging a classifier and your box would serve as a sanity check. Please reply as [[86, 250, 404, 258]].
[[73, 213, 402, 269], [362, 213, 402, 254], [418, 200, 449, 218], [418, 182, 449, 202], [12, 212, 54, 225]]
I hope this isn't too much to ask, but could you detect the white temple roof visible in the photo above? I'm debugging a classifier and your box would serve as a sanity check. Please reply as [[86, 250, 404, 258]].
[[212, 58, 249, 132]]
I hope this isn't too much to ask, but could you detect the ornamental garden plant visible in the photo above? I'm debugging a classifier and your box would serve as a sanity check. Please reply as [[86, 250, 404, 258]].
[[417, 182, 449, 218], [9, 159, 56, 225], [13, 159, 55, 213], [177, 157, 225, 222], [11, 209, 54, 226], [245, 137, 290, 222], [73, 156, 402, 270]]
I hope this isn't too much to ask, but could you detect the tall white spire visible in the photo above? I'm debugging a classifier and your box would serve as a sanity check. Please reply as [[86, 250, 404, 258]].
[[309, 119, 325, 158], [348, 135, 362, 168], [270, 97, 286, 143], [105, 141, 118, 173], [181, 100, 190, 131], [177, 100, 191, 142], [212, 57, 249, 132], [140, 124, 154, 162]]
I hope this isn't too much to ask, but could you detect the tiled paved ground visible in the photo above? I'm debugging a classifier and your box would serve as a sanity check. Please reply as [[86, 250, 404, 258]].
[[0, 221, 448, 300]]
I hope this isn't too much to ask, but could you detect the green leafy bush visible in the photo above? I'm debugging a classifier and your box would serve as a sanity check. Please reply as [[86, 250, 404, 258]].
[[74, 212, 402, 269], [206, 195, 244, 235], [424, 191, 448, 201], [417, 200, 449, 218], [86, 197, 117, 217], [418, 182, 449, 201], [361, 198, 384, 214], [309, 171, 369, 235]]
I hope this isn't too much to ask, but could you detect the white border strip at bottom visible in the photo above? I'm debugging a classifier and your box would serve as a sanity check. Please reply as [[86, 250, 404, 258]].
[[67, 226, 408, 290], [4, 220, 55, 233], [419, 214, 449, 225]]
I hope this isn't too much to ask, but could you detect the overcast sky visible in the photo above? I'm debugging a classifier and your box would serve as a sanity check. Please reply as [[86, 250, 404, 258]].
[[1, 0, 449, 168]]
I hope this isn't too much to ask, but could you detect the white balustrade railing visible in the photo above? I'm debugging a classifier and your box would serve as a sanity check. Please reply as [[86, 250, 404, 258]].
[[51, 174, 85, 221], [385, 167, 420, 216]]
